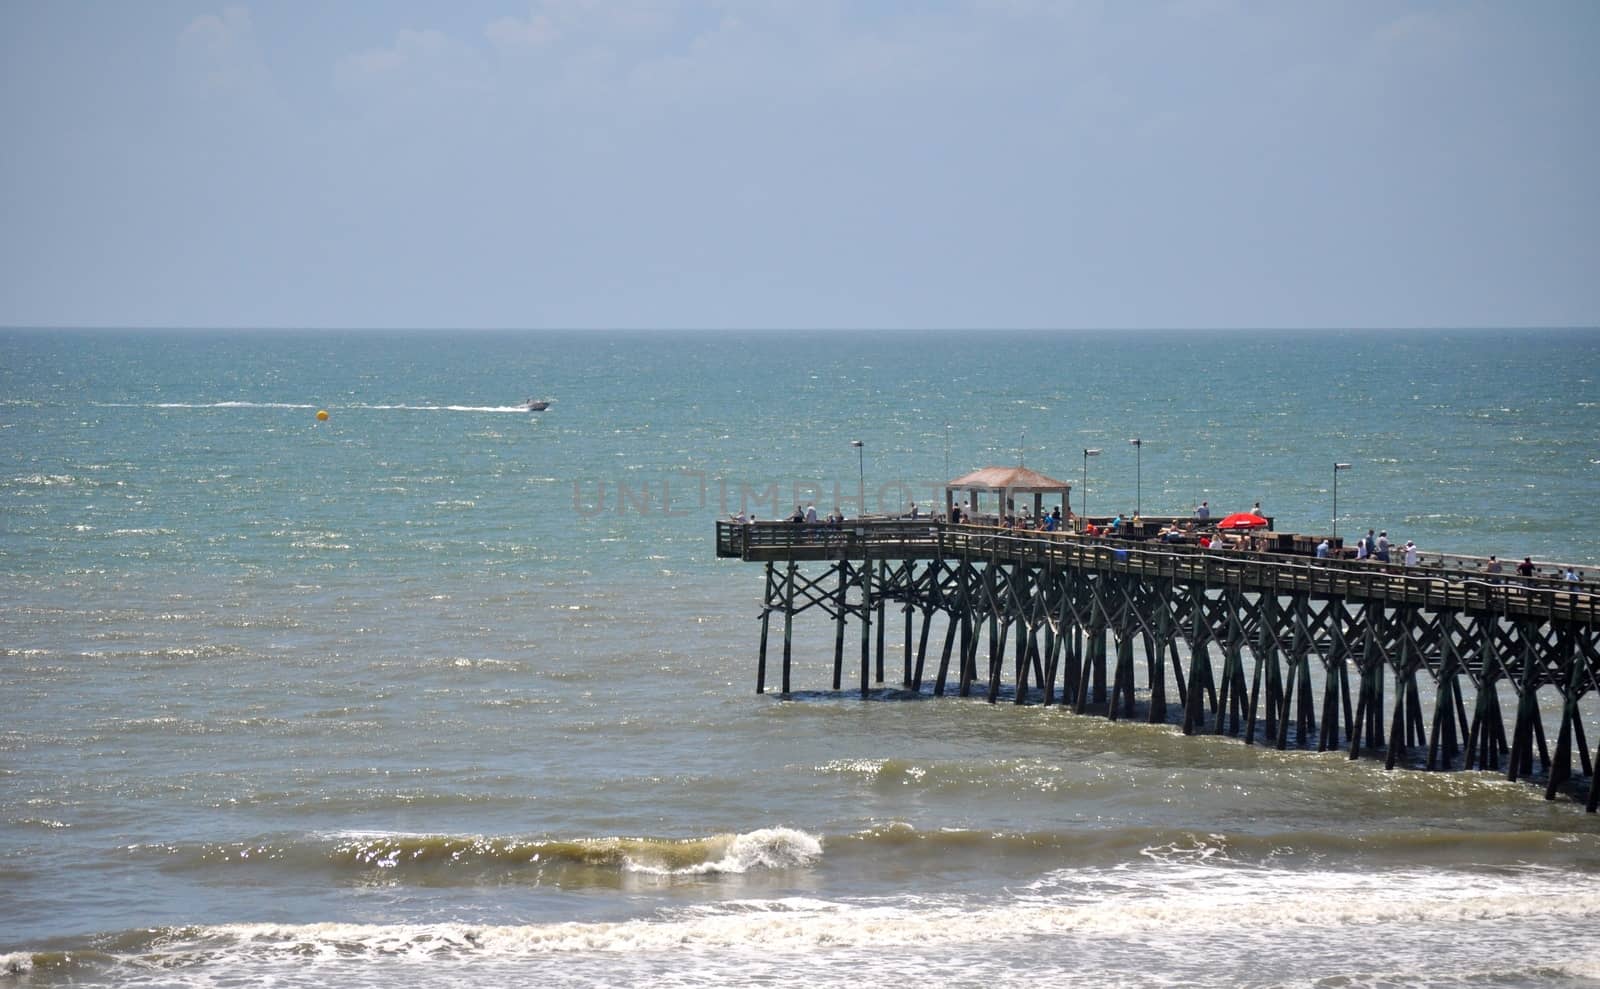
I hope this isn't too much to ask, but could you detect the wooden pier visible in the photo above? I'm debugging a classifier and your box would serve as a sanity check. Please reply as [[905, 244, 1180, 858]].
[[715, 519, 1600, 810]]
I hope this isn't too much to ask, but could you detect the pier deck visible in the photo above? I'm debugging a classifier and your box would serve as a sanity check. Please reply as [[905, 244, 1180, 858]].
[[718, 520, 1596, 624]]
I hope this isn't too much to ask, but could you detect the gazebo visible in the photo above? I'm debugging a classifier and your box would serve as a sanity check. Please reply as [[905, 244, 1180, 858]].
[[945, 466, 1073, 523]]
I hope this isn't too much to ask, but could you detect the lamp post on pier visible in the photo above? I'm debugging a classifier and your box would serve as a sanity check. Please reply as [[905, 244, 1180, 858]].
[[1129, 437, 1143, 517], [1332, 462, 1352, 540], [852, 440, 865, 518], [1082, 448, 1101, 530]]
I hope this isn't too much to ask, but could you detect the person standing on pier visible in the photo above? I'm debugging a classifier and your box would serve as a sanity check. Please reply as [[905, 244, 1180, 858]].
[[1517, 556, 1535, 578], [1375, 531, 1391, 563], [1316, 538, 1331, 559], [1194, 501, 1210, 521], [1403, 540, 1419, 566]]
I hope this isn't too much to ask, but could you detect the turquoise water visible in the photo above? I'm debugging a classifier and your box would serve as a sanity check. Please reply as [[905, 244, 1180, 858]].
[[2, 328, 1598, 987]]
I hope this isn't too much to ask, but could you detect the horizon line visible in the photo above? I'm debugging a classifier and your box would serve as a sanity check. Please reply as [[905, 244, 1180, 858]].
[[4, 324, 1598, 334]]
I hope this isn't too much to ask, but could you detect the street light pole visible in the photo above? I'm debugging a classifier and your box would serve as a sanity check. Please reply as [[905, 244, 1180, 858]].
[[1129, 437, 1142, 517], [1082, 448, 1101, 529], [1333, 462, 1352, 540], [852, 440, 865, 518]]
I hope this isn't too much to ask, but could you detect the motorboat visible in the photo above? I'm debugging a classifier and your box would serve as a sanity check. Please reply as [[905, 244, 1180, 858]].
[[522, 398, 551, 412]]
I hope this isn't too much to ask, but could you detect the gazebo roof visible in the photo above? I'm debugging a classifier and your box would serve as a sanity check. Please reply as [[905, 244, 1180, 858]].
[[946, 466, 1072, 492]]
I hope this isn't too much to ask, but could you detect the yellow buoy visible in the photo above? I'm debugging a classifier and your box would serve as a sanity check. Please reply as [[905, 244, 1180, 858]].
[[316, 409, 329, 421]]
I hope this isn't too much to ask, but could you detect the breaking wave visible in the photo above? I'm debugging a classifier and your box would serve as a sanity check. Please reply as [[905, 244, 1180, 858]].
[[143, 826, 823, 880], [6, 865, 1599, 986]]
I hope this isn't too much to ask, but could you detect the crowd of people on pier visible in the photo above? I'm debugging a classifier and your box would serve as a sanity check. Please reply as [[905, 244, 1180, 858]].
[[726, 500, 1585, 590]]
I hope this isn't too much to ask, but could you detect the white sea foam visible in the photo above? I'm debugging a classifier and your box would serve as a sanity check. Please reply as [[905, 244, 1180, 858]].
[[148, 402, 316, 409], [1019, 863, 1600, 933], [357, 404, 529, 413], [56, 864, 1593, 960], [24, 867, 1598, 985], [109, 401, 529, 413]]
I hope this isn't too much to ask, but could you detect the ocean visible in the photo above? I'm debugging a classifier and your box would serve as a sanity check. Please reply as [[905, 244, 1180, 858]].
[[2, 327, 1598, 987]]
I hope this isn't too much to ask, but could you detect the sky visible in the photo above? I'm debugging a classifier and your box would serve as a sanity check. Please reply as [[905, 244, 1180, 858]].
[[1, 1, 1596, 331]]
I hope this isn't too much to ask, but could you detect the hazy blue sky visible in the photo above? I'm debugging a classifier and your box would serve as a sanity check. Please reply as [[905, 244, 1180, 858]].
[[2, 1, 1596, 330]]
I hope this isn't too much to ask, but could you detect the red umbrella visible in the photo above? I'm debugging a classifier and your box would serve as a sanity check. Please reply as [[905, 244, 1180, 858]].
[[1216, 512, 1269, 530]]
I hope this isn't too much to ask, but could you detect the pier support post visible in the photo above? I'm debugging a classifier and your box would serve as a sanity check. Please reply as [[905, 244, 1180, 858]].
[[757, 561, 774, 694], [903, 574, 914, 687], [1507, 620, 1551, 782], [913, 601, 934, 691], [953, 563, 966, 694], [1317, 603, 1353, 752], [860, 559, 873, 697], [781, 562, 797, 697], [1042, 579, 1061, 706], [832, 564, 848, 691], [876, 559, 887, 686], [1426, 612, 1462, 771], [1466, 619, 1508, 773], [1278, 595, 1316, 749], [1148, 587, 1172, 724], [1546, 631, 1584, 799], [935, 605, 957, 696], [1113, 619, 1136, 719], [1385, 611, 1421, 770], [1078, 602, 1108, 715], [1216, 589, 1246, 738]]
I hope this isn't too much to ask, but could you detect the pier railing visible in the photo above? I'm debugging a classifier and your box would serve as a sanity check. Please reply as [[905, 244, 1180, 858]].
[[716, 519, 1597, 624]]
